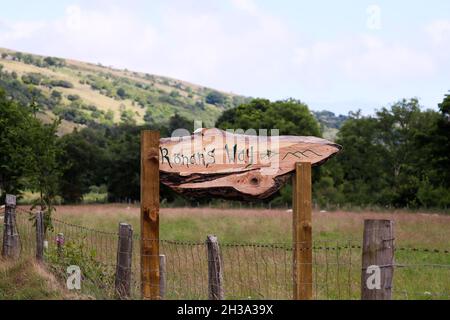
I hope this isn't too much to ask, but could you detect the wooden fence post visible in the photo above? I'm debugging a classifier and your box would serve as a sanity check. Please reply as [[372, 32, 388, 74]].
[[115, 223, 133, 299], [2, 194, 20, 259], [206, 235, 224, 300], [141, 130, 160, 299], [361, 219, 394, 300], [159, 254, 166, 299], [35, 211, 44, 262], [292, 162, 313, 300]]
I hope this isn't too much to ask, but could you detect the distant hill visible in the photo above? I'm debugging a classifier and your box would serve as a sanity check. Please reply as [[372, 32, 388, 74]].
[[0, 48, 347, 138], [313, 110, 349, 141], [0, 48, 250, 134]]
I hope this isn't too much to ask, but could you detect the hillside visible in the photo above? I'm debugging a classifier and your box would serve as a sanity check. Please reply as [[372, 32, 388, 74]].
[[312, 110, 349, 141], [0, 48, 250, 135]]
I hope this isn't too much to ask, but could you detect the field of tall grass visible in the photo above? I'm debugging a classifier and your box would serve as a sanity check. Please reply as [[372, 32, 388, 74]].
[[5, 204, 450, 300]]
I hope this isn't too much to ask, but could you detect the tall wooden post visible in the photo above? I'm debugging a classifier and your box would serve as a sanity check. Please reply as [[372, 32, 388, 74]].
[[140, 130, 160, 300], [2, 194, 20, 259], [292, 162, 313, 300], [361, 219, 394, 300]]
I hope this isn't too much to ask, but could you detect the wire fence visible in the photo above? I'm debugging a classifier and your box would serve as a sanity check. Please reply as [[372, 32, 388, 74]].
[[1, 206, 449, 300]]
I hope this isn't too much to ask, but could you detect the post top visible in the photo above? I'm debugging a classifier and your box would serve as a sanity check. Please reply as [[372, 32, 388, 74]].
[[5, 194, 16, 206]]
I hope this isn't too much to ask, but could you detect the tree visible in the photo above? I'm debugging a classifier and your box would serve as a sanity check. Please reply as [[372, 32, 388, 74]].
[[120, 109, 136, 125], [0, 89, 36, 199], [168, 113, 193, 135], [117, 87, 127, 99], [206, 91, 226, 105], [328, 98, 448, 209], [25, 118, 62, 233], [216, 98, 321, 137], [58, 128, 108, 203], [106, 126, 141, 201]]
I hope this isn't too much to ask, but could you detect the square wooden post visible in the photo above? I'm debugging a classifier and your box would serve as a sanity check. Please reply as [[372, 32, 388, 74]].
[[2, 194, 19, 259], [141, 130, 160, 300], [361, 219, 394, 300], [292, 162, 313, 300]]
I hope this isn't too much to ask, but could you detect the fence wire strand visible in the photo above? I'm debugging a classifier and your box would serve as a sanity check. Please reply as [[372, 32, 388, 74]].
[[0, 206, 448, 300]]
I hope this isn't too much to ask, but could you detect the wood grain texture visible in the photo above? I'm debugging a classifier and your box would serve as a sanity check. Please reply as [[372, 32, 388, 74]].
[[160, 128, 341, 200], [141, 130, 160, 299], [207, 235, 224, 300], [293, 162, 313, 300], [115, 223, 133, 299], [361, 219, 394, 300], [2, 194, 19, 259]]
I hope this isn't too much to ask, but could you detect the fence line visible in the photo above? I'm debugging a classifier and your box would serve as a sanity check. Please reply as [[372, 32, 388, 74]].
[[1, 205, 449, 300]]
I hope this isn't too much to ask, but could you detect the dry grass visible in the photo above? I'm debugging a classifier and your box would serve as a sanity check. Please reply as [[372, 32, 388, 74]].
[[44, 205, 450, 249], [0, 258, 87, 300], [11, 205, 450, 300], [0, 58, 145, 124]]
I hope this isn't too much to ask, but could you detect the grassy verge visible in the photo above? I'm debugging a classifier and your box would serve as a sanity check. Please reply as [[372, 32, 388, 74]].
[[10, 205, 450, 300], [0, 258, 83, 300]]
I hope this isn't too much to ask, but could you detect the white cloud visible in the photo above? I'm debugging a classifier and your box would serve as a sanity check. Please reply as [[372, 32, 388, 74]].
[[292, 35, 436, 86], [0, 20, 46, 43], [230, 0, 259, 16], [0, 5, 158, 68], [0, 1, 448, 114], [426, 19, 450, 46]]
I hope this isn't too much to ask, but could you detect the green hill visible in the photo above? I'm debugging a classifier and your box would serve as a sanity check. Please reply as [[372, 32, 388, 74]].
[[0, 48, 250, 135]]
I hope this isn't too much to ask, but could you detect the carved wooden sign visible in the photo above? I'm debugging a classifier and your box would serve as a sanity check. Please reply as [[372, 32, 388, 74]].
[[159, 128, 341, 200]]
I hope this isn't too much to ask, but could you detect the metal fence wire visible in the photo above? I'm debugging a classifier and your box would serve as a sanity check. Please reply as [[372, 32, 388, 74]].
[[1, 207, 449, 300]]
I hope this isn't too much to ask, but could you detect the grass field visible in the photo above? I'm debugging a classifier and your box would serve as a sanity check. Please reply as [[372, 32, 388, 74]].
[[45, 205, 450, 248], [5, 205, 450, 300]]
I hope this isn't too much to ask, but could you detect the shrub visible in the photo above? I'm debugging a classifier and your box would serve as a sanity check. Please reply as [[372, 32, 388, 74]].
[[67, 94, 80, 101], [116, 87, 126, 99], [21, 73, 43, 85], [50, 80, 74, 88], [206, 91, 226, 105], [45, 240, 114, 297]]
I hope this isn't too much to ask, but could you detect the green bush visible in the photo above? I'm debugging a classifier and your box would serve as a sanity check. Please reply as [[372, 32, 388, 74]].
[[45, 240, 114, 298], [50, 79, 74, 88]]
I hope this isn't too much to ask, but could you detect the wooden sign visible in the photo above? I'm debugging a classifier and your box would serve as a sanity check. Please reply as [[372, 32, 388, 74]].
[[159, 128, 341, 200]]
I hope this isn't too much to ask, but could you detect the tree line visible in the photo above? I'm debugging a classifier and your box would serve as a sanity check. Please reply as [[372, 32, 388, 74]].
[[1, 88, 449, 211]]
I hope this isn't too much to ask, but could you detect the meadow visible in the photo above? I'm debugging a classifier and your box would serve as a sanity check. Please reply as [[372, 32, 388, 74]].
[[9, 204, 447, 300]]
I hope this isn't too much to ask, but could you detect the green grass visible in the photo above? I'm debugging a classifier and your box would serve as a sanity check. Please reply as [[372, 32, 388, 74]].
[[0, 259, 69, 300], [8, 205, 450, 300]]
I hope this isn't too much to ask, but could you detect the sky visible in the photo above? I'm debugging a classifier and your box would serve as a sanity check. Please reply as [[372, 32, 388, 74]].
[[0, 0, 449, 115]]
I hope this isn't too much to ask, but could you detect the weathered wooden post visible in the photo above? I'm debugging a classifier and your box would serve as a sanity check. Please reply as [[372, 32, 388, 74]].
[[159, 254, 167, 299], [141, 130, 160, 300], [35, 211, 45, 262], [2, 194, 20, 259], [361, 219, 394, 300], [293, 162, 313, 300], [115, 223, 133, 299], [206, 235, 224, 300]]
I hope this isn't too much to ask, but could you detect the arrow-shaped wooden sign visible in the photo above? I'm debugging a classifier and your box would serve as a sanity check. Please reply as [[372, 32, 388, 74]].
[[159, 128, 341, 200]]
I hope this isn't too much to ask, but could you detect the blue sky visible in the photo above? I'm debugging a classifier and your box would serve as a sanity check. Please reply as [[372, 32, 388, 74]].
[[1, 0, 449, 115]]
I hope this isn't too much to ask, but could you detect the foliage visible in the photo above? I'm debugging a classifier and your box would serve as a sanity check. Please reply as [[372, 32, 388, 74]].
[[58, 128, 108, 203], [216, 98, 321, 137], [324, 98, 450, 209], [0, 89, 38, 199], [206, 90, 226, 105], [45, 240, 114, 295]]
